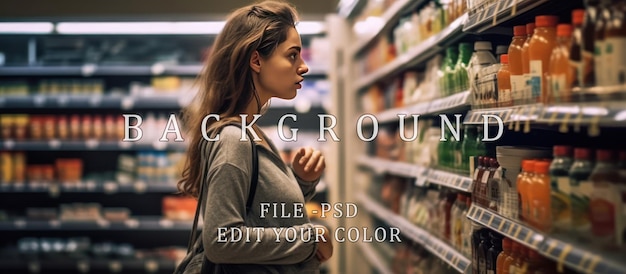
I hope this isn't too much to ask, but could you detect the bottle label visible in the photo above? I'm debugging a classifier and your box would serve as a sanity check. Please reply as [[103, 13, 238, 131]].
[[499, 88, 511, 106], [551, 176, 572, 230], [590, 181, 619, 242], [595, 41, 605, 86], [604, 37, 626, 86], [570, 179, 591, 231], [510, 75, 525, 104], [550, 73, 567, 102], [529, 60, 542, 102]]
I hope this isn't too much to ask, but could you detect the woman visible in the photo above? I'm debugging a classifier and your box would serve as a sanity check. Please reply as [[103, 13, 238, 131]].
[[177, 1, 332, 273]]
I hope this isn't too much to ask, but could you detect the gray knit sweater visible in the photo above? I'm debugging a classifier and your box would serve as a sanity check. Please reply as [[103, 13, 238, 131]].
[[201, 125, 321, 273]]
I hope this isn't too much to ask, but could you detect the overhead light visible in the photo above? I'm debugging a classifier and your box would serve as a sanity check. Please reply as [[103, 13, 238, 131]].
[[55, 21, 325, 35], [56, 21, 226, 35], [0, 22, 54, 34]]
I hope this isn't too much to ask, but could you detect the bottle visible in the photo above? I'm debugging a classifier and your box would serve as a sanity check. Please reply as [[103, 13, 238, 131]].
[[550, 146, 573, 233], [451, 193, 466, 249], [496, 237, 512, 274], [439, 127, 450, 169], [487, 158, 500, 211], [478, 230, 490, 274], [473, 156, 486, 205], [582, 0, 599, 88], [487, 232, 503, 274], [505, 241, 520, 274], [455, 42, 473, 93], [525, 249, 547, 274], [603, 0, 626, 89], [589, 149, 621, 249], [521, 23, 536, 104], [469, 41, 498, 109], [472, 226, 484, 274], [509, 25, 527, 105], [528, 161, 552, 232], [595, 0, 612, 87], [529, 15, 559, 104], [462, 197, 474, 257], [461, 125, 478, 174], [569, 148, 594, 240], [446, 46, 459, 96], [442, 191, 456, 242], [513, 246, 528, 274], [569, 9, 585, 100], [497, 54, 512, 107], [496, 45, 509, 60], [517, 160, 534, 223], [549, 24, 573, 103]]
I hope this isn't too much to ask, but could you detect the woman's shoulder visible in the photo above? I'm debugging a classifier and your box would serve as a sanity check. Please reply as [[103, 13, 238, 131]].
[[207, 124, 254, 154]]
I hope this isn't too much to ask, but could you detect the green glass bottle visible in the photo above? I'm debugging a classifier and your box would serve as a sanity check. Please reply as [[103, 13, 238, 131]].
[[455, 43, 474, 93], [444, 46, 459, 96]]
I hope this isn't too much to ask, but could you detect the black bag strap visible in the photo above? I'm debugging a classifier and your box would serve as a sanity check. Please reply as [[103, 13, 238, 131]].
[[186, 126, 259, 253]]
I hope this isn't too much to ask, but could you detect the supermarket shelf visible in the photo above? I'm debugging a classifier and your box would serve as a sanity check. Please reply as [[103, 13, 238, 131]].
[[373, 91, 471, 124], [0, 94, 186, 109], [0, 140, 187, 151], [0, 64, 327, 77], [464, 102, 626, 128], [356, 242, 393, 274], [463, 0, 551, 33], [0, 182, 177, 195], [0, 258, 176, 273], [467, 205, 626, 274], [467, 205, 544, 250], [0, 217, 192, 231], [337, 0, 367, 19], [357, 155, 473, 192], [355, 14, 467, 92], [358, 193, 471, 273], [351, 0, 425, 57]]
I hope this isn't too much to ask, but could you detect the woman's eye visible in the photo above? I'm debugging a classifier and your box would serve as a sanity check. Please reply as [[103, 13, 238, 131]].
[[289, 53, 297, 60]]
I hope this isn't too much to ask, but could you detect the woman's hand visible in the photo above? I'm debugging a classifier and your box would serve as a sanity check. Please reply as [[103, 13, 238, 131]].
[[314, 225, 333, 262], [292, 147, 325, 182]]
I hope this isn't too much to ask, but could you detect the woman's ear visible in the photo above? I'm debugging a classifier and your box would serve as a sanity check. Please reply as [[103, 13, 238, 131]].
[[250, 51, 261, 73]]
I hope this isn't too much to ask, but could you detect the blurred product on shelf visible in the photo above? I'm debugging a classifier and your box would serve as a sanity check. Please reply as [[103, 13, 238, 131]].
[[0, 114, 126, 141], [468, 41, 497, 109], [162, 196, 196, 221]]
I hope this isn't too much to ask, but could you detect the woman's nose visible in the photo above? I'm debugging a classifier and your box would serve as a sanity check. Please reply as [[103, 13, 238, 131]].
[[298, 64, 309, 75]]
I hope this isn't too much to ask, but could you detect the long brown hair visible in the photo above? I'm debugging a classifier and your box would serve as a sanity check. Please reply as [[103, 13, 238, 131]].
[[177, 0, 299, 197]]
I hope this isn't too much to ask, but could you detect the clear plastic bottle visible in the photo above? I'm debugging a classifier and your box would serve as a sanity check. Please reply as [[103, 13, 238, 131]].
[[549, 146, 573, 233], [589, 149, 621, 249], [569, 148, 594, 240], [469, 41, 498, 109]]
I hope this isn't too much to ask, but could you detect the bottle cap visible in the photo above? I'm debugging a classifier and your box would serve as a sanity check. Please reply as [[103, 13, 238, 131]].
[[496, 45, 508, 55], [521, 160, 533, 172], [535, 15, 559, 27], [572, 9, 585, 26], [536, 161, 551, 173], [513, 25, 527, 36], [500, 54, 509, 64], [553, 145, 572, 157], [557, 24, 572, 37], [596, 149, 614, 162], [526, 23, 536, 35], [574, 148, 591, 159], [474, 41, 493, 51], [459, 42, 473, 52]]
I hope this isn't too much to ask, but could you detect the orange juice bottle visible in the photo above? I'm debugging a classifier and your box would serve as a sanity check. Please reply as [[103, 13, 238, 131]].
[[549, 24, 573, 103], [496, 237, 512, 274], [505, 241, 521, 274], [521, 23, 536, 104], [529, 15, 559, 104], [529, 161, 553, 232], [498, 54, 512, 107], [513, 246, 528, 274], [517, 160, 534, 223], [509, 25, 527, 105]]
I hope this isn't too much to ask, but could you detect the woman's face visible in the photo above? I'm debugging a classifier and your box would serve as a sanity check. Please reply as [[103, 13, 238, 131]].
[[256, 27, 309, 100]]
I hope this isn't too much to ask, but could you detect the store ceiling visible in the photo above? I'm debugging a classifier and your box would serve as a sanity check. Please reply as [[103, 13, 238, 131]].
[[1, 0, 340, 21]]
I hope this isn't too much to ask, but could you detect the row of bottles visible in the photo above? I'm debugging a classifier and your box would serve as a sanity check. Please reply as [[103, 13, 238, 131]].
[[437, 125, 487, 174], [517, 146, 626, 250], [438, 43, 473, 96]]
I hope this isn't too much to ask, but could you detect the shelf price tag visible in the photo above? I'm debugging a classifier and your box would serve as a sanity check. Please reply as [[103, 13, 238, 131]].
[[560, 111, 572, 133], [573, 107, 584, 133], [48, 184, 60, 198], [586, 255, 601, 274], [77, 261, 90, 273], [49, 139, 61, 149], [557, 244, 573, 273], [121, 97, 134, 110], [159, 219, 174, 229], [14, 219, 27, 229], [588, 111, 601, 137], [118, 141, 132, 150], [125, 219, 140, 229], [33, 95, 46, 107], [134, 181, 147, 194], [58, 95, 70, 106], [145, 260, 159, 273], [49, 219, 61, 228], [97, 219, 110, 228], [109, 260, 122, 273], [89, 96, 102, 107], [151, 63, 166, 75], [81, 64, 97, 77], [85, 139, 99, 150], [104, 181, 118, 194]]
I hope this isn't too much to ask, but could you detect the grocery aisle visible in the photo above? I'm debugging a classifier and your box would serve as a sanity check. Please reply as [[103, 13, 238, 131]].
[[0, 4, 332, 273], [329, 0, 626, 273]]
